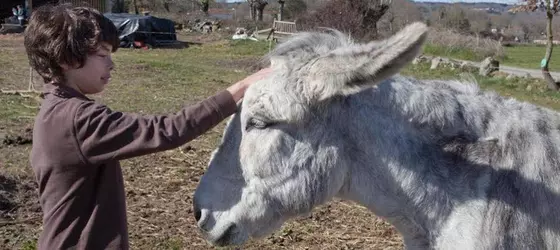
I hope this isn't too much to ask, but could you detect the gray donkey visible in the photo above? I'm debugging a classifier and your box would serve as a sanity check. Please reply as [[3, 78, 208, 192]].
[[193, 22, 560, 249]]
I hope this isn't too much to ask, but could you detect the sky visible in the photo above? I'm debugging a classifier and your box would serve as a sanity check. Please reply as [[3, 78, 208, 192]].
[[224, 0, 523, 4]]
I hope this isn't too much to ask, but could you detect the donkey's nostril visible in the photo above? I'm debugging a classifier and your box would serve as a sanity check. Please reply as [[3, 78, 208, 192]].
[[194, 208, 201, 222]]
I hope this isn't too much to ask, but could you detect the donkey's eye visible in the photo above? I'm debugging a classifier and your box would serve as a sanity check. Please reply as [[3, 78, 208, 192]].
[[246, 118, 268, 131]]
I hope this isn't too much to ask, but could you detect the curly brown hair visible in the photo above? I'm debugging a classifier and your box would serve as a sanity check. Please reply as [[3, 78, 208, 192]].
[[24, 4, 119, 84]]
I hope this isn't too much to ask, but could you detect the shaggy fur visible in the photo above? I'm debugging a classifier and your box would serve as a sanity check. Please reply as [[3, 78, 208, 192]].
[[193, 22, 560, 249]]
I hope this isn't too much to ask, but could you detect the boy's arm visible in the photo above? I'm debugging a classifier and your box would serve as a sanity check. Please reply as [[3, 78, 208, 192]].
[[74, 90, 237, 165]]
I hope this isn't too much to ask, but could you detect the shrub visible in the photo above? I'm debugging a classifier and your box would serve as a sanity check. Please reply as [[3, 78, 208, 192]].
[[295, 0, 390, 41], [425, 28, 506, 61]]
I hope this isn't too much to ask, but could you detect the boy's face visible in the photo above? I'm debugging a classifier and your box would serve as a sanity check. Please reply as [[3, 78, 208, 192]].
[[62, 42, 114, 95]]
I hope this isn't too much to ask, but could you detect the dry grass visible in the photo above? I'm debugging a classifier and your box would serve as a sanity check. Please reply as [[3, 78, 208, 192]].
[[425, 28, 506, 61]]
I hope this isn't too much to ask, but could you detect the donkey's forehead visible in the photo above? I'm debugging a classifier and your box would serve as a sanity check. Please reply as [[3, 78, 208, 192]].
[[242, 75, 307, 122], [246, 72, 301, 101]]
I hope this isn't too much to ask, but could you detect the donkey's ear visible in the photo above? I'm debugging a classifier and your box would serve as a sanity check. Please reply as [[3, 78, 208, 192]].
[[306, 22, 429, 100]]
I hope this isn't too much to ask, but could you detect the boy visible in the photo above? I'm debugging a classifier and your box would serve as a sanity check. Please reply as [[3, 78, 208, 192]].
[[25, 4, 271, 250]]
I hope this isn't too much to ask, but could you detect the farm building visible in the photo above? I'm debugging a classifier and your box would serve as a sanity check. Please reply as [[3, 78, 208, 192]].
[[1, 0, 112, 23]]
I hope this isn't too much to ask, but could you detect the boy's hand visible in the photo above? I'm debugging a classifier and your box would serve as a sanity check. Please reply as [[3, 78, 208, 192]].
[[227, 67, 273, 103]]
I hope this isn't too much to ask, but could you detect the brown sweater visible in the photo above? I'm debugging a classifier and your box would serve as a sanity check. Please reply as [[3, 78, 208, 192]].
[[30, 84, 237, 250]]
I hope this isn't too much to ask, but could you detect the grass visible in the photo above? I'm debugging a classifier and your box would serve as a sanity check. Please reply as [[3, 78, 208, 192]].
[[502, 45, 560, 72], [424, 42, 560, 72], [1, 31, 560, 250], [402, 62, 560, 110], [423, 43, 485, 61]]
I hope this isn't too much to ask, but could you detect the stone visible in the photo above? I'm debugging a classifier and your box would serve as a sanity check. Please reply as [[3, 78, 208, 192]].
[[479, 57, 500, 76], [431, 57, 442, 70], [459, 61, 478, 73], [412, 55, 430, 65]]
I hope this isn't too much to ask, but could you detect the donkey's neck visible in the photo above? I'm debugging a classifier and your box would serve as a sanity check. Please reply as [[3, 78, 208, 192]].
[[336, 75, 494, 247]]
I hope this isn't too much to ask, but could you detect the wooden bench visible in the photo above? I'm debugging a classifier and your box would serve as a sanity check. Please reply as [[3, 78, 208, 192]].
[[260, 19, 297, 51], [266, 20, 297, 41]]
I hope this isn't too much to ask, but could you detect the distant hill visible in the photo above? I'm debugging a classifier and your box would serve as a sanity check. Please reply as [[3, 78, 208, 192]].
[[414, 1, 516, 14]]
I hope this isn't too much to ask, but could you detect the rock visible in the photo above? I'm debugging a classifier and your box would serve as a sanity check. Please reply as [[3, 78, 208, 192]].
[[460, 61, 478, 73], [524, 73, 532, 79], [431, 57, 442, 70], [479, 57, 499, 76], [447, 60, 460, 69], [412, 55, 431, 65], [490, 71, 509, 78], [202, 24, 212, 33], [506, 74, 517, 80], [526, 85, 533, 91]]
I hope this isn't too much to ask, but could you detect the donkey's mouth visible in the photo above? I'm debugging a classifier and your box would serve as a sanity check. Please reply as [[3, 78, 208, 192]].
[[212, 224, 237, 246]]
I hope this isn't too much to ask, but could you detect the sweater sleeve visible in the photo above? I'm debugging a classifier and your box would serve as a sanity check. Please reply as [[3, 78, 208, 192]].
[[73, 90, 237, 165]]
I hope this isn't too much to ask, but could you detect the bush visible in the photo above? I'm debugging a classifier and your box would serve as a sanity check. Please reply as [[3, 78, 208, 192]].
[[425, 28, 506, 61], [295, 0, 389, 41]]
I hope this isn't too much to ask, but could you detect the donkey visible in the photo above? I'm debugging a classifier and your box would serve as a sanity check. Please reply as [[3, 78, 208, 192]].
[[192, 22, 560, 249]]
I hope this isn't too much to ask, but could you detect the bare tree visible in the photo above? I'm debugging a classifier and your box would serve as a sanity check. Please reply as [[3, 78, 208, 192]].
[[112, 0, 126, 12], [247, 0, 268, 20], [431, 4, 471, 34], [281, 0, 307, 20], [200, 0, 210, 14], [511, 0, 560, 90], [278, 0, 285, 20], [379, 0, 422, 35], [133, 0, 139, 14], [256, 0, 268, 20], [297, 0, 392, 41], [467, 9, 492, 45], [351, 0, 392, 40]]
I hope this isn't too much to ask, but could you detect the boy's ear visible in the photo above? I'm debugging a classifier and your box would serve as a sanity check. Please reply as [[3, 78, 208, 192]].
[[60, 61, 81, 71], [60, 63, 70, 71]]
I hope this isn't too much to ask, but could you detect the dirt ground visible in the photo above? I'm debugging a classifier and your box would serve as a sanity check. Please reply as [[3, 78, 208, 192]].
[[0, 32, 403, 249]]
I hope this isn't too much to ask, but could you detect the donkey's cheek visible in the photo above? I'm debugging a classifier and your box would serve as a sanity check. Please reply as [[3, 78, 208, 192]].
[[240, 132, 298, 178]]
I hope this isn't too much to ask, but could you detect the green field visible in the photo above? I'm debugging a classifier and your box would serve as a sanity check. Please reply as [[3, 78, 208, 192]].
[[424, 43, 560, 72], [502, 45, 560, 71]]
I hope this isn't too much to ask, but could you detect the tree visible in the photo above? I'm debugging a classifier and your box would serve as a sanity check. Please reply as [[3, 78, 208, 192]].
[[510, 0, 560, 90], [280, 0, 307, 20], [200, 0, 210, 14], [247, 0, 268, 21], [278, 0, 285, 20], [351, 0, 392, 40], [434, 4, 471, 34], [467, 9, 492, 45], [112, 0, 126, 13], [379, 0, 422, 35], [297, 0, 392, 41]]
